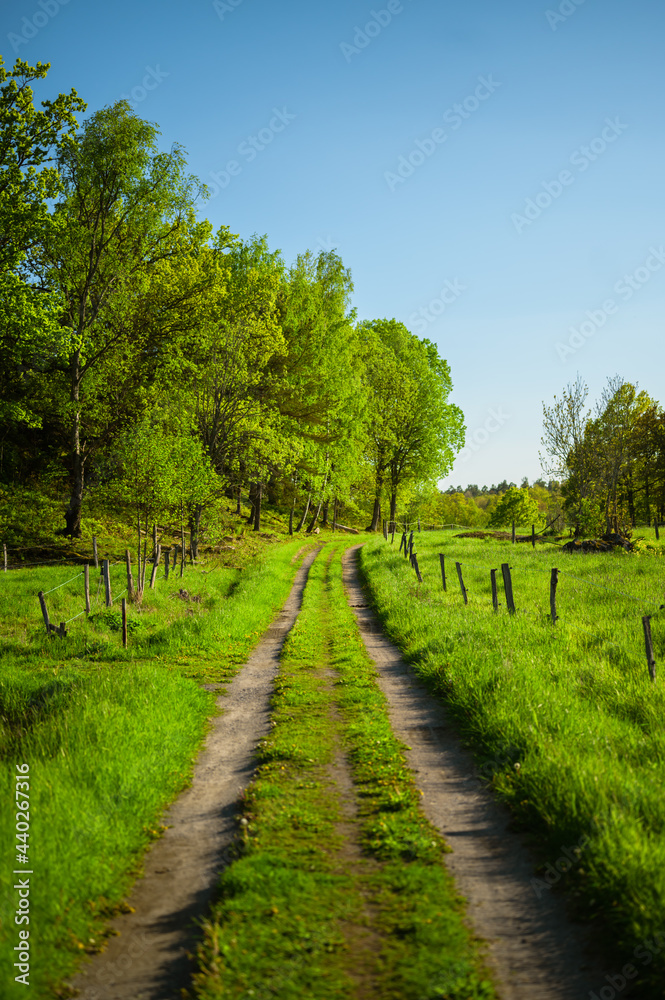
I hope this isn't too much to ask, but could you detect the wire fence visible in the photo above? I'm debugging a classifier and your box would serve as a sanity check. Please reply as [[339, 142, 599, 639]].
[[389, 528, 664, 680]]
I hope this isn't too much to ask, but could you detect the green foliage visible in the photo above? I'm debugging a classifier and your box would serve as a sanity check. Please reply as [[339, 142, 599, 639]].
[[487, 486, 541, 529]]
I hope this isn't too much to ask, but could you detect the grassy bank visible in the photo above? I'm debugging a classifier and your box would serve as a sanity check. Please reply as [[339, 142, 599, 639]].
[[0, 536, 310, 998], [360, 529, 665, 998], [192, 543, 496, 1000]]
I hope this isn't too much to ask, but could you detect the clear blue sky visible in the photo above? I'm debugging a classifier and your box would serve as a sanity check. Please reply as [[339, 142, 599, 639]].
[[4, 0, 664, 488]]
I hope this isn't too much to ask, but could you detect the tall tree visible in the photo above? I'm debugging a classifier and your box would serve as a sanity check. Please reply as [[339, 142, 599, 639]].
[[27, 101, 210, 535], [359, 319, 464, 531]]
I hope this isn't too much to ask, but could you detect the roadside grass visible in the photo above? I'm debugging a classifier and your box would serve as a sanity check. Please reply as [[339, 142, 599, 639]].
[[0, 536, 312, 998], [191, 544, 496, 1000], [360, 529, 665, 997]]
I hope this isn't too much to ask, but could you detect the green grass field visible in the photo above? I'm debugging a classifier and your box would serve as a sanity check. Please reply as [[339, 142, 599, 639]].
[[0, 535, 311, 998], [360, 527, 665, 998], [192, 544, 496, 999]]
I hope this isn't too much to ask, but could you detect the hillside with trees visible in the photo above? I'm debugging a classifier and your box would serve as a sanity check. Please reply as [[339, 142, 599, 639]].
[[0, 59, 464, 545]]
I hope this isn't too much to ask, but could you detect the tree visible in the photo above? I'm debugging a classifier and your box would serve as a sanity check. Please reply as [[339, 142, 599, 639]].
[[0, 58, 85, 444], [359, 319, 464, 531], [487, 486, 541, 529], [27, 101, 210, 535]]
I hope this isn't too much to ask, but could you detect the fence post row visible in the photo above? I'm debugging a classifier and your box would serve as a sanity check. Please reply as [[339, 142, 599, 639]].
[[455, 562, 468, 605], [92, 535, 99, 569], [122, 597, 128, 649], [490, 569, 498, 612], [413, 554, 423, 584], [501, 563, 516, 614], [84, 564, 90, 615], [102, 560, 112, 608], [439, 553, 446, 591], [642, 615, 656, 682], [550, 568, 559, 624]]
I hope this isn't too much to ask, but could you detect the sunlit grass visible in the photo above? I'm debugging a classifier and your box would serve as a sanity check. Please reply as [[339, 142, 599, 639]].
[[361, 529, 665, 997]]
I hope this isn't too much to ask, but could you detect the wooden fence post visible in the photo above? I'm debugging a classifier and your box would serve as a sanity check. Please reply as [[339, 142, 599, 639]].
[[531, 524, 536, 549], [122, 598, 128, 649], [125, 549, 134, 600], [92, 535, 99, 569], [84, 564, 90, 615], [501, 563, 515, 614], [455, 562, 468, 605], [164, 549, 170, 581], [408, 531, 414, 558], [642, 615, 656, 681], [102, 560, 112, 607], [550, 568, 559, 624], [38, 591, 51, 634], [490, 569, 498, 612], [512, 520, 516, 544], [391, 524, 396, 545], [150, 544, 161, 589], [656, 522, 660, 541], [413, 554, 423, 583], [418, 518, 421, 533], [3, 543, 6, 572], [439, 553, 446, 591], [180, 526, 185, 578]]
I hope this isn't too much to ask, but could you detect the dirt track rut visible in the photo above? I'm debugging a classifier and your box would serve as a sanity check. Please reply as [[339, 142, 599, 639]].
[[342, 544, 607, 1000], [68, 548, 320, 1000]]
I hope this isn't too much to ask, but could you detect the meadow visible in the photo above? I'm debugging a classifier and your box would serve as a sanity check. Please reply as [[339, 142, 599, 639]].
[[0, 533, 310, 998], [360, 526, 665, 997]]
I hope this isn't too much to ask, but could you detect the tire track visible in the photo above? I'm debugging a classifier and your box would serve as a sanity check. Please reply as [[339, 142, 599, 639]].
[[342, 544, 606, 1000], [68, 547, 321, 1000]]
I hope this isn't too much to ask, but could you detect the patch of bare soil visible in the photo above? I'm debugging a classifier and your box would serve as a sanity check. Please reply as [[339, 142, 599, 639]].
[[342, 545, 608, 1000], [67, 548, 321, 1000]]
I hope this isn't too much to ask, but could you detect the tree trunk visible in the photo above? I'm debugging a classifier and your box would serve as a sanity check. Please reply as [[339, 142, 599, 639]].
[[296, 491, 311, 532], [389, 492, 397, 534], [367, 496, 382, 533], [189, 505, 202, 558], [64, 351, 84, 537], [321, 499, 329, 527], [246, 482, 257, 524], [252, 482, 262, 532], [307, 496, 324, 534]]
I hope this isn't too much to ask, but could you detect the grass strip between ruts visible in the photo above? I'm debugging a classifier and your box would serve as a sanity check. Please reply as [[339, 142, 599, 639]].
[[191, 544, 496, 1000]]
